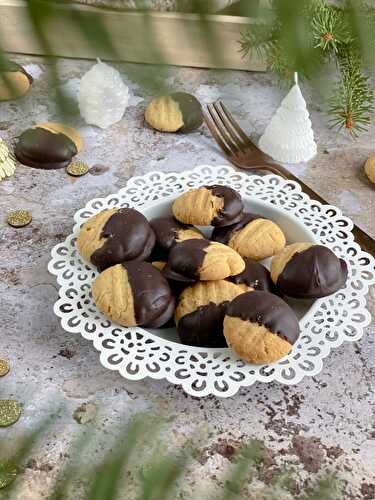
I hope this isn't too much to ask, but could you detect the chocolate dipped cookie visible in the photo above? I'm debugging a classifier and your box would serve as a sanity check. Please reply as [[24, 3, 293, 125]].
[[0, 60, 33, 101], [175, 280, 249, 347], [164, 239, 245, 282], [229, 258, 278, 294], [212, 213, 286, 261], [271, 243, 348, 299], [150, 216, 204, 257], [15, 122, 83, 170], [172, 185, 243, 227], [77, 208, 155, 271], [224, 291, 300, 364], [92, 262, 175, 328]]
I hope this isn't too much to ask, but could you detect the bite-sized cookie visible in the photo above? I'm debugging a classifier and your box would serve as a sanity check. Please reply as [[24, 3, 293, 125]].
[[229, 258, 278, 294], [175, 280, 250, 347], [92, 262, 175, 328], [172, 185, 243, 227], [145, 92, 203, 133], [15, 122, 83, 170], [212, 213, 286, 261], [224, 291, 300, 364], [164, 239, 245, 282], [0, 60, 33, 101], [77, 208, 155, 271], [150, 216, 204, 256], [271, 243, 348, 299]]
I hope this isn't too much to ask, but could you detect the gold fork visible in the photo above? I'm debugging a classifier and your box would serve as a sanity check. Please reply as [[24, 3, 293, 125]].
[[203, 101, 375, 257]]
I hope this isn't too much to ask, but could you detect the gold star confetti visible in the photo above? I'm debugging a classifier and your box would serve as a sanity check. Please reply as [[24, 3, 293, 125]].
[[7, 210, 32, 228], [0, 400, 22, 427], [0, 460, 18, 489], [0, 359, 10, 377], [66, 160, 89, 177]]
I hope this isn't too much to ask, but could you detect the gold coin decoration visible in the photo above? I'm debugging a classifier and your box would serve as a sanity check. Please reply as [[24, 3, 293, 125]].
[[0, 359, 10, 377], [7, 209, 32, 228], [0, 460, 18, 489], [66, 160, 89, 177], [0, 400, 22, 427]]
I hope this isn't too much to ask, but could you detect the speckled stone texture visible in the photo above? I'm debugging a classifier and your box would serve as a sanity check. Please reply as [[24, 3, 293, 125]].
[[1, 56, 375, 500]]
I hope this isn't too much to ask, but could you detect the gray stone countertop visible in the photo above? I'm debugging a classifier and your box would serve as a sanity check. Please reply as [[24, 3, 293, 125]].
[[1, 56, 374, 500]]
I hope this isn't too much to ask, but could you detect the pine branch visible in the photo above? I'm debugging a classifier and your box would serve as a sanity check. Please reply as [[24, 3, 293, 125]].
[[311, 1, 352, 53]]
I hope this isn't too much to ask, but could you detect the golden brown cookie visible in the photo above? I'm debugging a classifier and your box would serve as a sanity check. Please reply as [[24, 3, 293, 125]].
[[271, 243, 348, 298], [364, 154, 375, 184], [76, 208, 155, 271], [212, 213, 286, 261], [224, 291, 300, 364], [228, 258, 278, 294], [164, 239, 245, 282], [0, 60, 33, 101], [92, 262, 174, 328], [145, 92, 203, 133], [150, 216, 204, 258], [175, 280, 250, 347]]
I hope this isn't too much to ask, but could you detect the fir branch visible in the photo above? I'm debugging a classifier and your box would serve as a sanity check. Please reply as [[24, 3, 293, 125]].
[[311, 1, 352, 53]]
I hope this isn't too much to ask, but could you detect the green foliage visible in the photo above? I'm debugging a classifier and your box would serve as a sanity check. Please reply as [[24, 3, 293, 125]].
[[241, 0, 375, 136]]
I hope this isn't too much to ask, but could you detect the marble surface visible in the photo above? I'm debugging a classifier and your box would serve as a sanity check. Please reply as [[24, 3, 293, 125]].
[[1, 56, 375, 500]]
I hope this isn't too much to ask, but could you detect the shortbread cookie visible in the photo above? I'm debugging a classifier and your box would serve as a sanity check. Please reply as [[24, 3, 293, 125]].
[[150, 216, 204, 257], [224, 291, 300, 364], [212, 213, 286, 261], [175, 280, 249, 347], [0, 60, 33, 101], [229, 258, 278, 294], [92, 262, 174, 328], [77, 208, 155, 271], [172, 185, 243, 227], [164, 239, 245, 282], [271, 243, 348, 298]]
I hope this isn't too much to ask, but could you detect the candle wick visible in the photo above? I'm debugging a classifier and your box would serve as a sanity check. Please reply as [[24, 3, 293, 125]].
[[294, 72, 298, 85]]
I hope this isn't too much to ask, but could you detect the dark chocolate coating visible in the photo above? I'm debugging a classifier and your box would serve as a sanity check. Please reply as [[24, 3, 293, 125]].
[[171, 92, 203, 133], [226, 291, 300, 344], [177, 302, 228, 347], [163, 239, 210, 282], [229, 258, 278, 294], [15, 127, 77, 170], [150, 216, 196, 253], [0, 60, 33, 84], [208, 185, 244, 227], [277, 245, 348, 299], [212, 212, 262, 243], [91, 208, 155, 272], [123, 261, 175, 328]]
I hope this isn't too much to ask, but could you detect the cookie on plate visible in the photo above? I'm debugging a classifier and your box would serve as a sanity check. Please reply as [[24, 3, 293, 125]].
[[92, 261, 175, 328], [271, 243, 348, 299], [224, 291, 300, 364], [164, 239, 245, 282], [150, 216, 204, 257], [172, 185, 243, 227], [175, 280, 250, 347], [229, 258, 278, 294], [77, 208, 155, 271], [212, 213, 286, 261]]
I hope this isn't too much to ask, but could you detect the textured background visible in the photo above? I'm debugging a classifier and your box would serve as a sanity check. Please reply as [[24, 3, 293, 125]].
[[0, 56, 375, 499]]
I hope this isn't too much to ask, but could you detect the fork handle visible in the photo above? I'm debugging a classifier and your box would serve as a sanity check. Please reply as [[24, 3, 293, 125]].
[[263, 163, 375, 257]]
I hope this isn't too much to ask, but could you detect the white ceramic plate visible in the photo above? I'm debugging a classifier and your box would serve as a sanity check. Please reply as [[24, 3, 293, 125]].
[[48, 165, 375, 397]]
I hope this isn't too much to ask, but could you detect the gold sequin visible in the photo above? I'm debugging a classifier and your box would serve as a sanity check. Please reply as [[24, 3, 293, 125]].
[[7, 209, 32, 228], [0, 400, 22, 427], [0, 460, 18, 489], [0, 359, 10, 377], [66, 160, 89, 177]]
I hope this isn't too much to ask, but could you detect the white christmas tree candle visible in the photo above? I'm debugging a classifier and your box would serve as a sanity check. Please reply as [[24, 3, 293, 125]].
[[259, 73, 317, 164]]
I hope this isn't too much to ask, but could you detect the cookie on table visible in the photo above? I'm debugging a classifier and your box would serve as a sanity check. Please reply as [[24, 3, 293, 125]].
[[164, 239, 245, 282], [0, 60, 33, 101], [229, 258, 278, 294], [77, 208, 155, 271], [224, 291, 300, 364], [270, 243, 348, 299], [175, 280, 250, 347], [172, 185, 243, 227], [212, 213, 286, 261], [150, 216, 204, 257], [92, 261, 175, 328]]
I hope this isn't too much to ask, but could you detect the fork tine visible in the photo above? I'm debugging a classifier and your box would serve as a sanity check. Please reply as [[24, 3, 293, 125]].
[[207, 104, 241, 155], [203, 109, 233, 157], [216, 101, 258, 150]]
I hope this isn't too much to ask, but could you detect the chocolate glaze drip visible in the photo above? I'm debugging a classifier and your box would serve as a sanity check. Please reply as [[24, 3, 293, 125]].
[[208, 185, 244, 227], [15, 127, 77, 170], [91, 208, 155, 271], [229, 258, 278, 294], [178, 302, 228, 347], [226, 291, 300, 344], [171, 92, 203, 132], [150, 216, 193, 253], [212, 212, 262, 244], [123, 261, 174, 328], [163, 239, 210, 282], [277, 245, 348, 299]]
